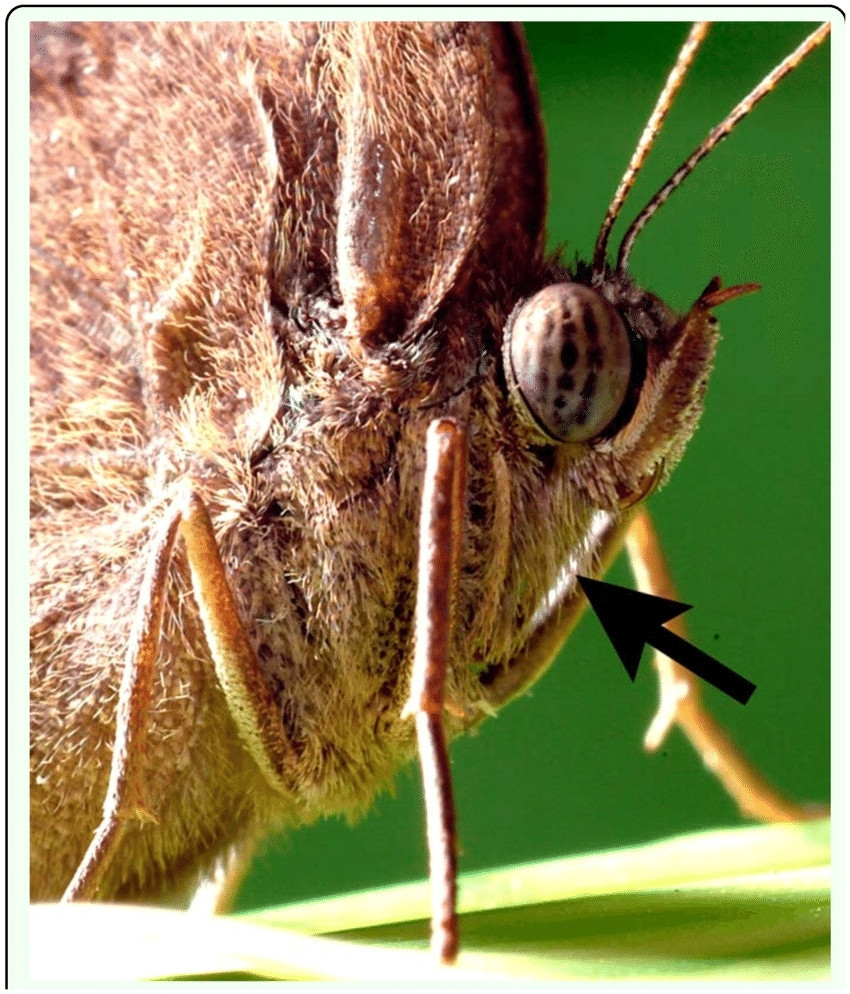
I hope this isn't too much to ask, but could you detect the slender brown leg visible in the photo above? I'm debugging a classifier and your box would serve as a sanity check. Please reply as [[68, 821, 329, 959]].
[[402, 418, 467, 965], [62, 501, 183, 901], [63, 487, 293, 903], [625, 508, 821, 822], [179, 492, 296, 790]]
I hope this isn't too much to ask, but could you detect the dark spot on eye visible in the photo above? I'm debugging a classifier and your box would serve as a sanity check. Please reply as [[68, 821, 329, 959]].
[[557, 372, 574, 392], [560, 340, 578, 369], [583, 309, 599, 341], [586, 346, 604, 369], [554, 395, 566, 409], [580, 370, 597, 401]]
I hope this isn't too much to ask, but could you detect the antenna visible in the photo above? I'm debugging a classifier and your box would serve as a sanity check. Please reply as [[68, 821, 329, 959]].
[[592, 22, 710, 281], [616, 22, 831, 273]]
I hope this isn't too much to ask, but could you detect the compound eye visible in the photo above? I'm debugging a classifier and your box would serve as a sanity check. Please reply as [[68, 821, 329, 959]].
[[504, 283, 632, 443]]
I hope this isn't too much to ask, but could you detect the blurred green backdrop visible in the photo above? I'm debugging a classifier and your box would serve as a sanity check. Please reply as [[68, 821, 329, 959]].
[[236, 20, 830, 912]]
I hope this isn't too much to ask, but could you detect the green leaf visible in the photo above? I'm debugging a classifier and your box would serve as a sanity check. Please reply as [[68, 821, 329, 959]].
[[29, 818, 829, 982]]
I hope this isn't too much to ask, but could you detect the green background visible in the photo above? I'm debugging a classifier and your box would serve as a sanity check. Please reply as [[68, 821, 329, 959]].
[[236, 20, 830, 912]]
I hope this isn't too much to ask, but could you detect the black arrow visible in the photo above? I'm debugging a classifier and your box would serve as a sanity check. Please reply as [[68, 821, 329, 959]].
[[576, 576, 756, 705]]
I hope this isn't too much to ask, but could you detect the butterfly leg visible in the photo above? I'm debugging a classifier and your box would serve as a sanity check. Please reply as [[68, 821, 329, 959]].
[[62, 487, 294, 902], [625, 508, 822, 821], [402, 418, 467, 965]]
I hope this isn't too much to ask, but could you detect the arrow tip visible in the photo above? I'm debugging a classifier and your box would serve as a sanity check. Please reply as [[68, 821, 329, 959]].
[[577, 576, 692, 680]]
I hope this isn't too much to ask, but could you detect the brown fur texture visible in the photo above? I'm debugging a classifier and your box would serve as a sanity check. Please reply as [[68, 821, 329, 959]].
[[30, 22, 717, 903]]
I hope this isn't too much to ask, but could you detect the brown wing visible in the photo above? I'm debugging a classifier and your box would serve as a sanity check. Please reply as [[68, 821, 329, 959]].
[[255, 22, 547, 363], [331, 23, 547, 349], [30, 21, 285, 480], [30, 23, 546, 459]]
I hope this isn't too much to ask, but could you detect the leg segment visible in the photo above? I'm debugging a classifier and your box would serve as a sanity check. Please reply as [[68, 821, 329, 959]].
[[62, 487, 292, 902], [625, 508, 820, 822], [62, 500, 183, 901], [402, 418, 467, 964]]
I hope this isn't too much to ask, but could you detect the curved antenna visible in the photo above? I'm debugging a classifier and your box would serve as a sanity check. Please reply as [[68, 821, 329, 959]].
[[591, 22, 710, 281], [617, 21, 831, 274]]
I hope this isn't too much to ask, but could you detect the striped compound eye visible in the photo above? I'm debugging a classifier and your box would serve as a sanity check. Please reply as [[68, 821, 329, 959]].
[[504, 283, 633, 443]]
